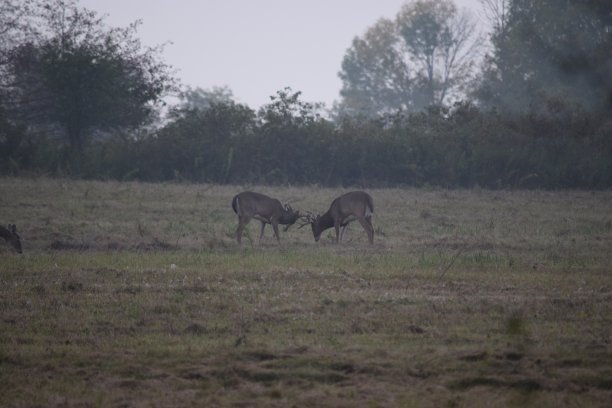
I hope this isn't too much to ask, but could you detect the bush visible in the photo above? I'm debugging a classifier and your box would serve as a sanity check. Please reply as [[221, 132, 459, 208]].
[[2, 100, 611, 189]]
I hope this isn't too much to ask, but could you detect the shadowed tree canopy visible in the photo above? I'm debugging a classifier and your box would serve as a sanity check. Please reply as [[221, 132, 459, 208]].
[[336, 18, 415, 117], [475, 0, 612, 114], [177, 85, 235, 112], [1, 0, 610, 190], [336, 0, 480, 118], [1, 0, 176, 153]]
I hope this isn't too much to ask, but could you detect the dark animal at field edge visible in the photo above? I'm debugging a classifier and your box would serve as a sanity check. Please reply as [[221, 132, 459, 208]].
[[1, 224, 22, 253]]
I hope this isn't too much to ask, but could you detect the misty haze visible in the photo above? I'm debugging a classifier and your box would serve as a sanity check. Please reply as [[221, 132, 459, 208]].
[[1, 0, 611, 406]]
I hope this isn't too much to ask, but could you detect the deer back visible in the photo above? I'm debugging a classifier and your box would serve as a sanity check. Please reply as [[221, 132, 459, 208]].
[[232, 192, 298, 225], [306, 191, 373, 242], [329, 191, 374, 221]]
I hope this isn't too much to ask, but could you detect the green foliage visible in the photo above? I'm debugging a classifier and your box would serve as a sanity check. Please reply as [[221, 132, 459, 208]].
[[0, 107, 26, 174], [1, 178, 611, 406], [1, 0, 176, 156], [178, 85, 235, 111], [3, 93, 611, 188], [337, 0, 480, 117], [337, 18, 415, 117], [1, 0, 610, 189], [476, 0, 612, 114]]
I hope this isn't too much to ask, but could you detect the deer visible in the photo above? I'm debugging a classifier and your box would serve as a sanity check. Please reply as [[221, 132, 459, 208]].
[[1, 224, 23, 253], [301, 191, 374, 244], [231, 191, 302, 244]]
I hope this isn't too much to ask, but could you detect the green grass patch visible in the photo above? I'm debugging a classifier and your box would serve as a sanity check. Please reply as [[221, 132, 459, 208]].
[[1, 177, 611, 406]]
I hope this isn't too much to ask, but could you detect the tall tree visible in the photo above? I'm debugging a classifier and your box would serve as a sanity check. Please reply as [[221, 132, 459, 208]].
[[178, 85, 235, 112], [0, 0, 37, 63], [0, 0, 37, 106], [337, 18, 415, 117], [3, 0, 176, 153], [256, 88, 331, 183], [337, 0, 480, 117], [154, 100, 255, 182], [397, 0, 479, 106], [475, 0, 612, 114]]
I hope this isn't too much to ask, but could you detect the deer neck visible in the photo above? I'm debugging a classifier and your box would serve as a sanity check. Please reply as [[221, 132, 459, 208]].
[[317, 211, 335, 232]]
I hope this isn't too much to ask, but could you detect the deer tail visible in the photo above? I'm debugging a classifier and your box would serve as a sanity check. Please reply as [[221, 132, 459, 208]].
[[232, 196, 239, 214]]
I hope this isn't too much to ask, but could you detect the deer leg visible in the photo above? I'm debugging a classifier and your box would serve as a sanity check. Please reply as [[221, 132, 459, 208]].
[[340, 223, 349, 242], [366, 216, 374, 243], [357, 217, 374, 244], [236, 216, 251, 244], [259, 221, 266, 243], [334, 222, 341, 243], [271, 220, 281, 244]]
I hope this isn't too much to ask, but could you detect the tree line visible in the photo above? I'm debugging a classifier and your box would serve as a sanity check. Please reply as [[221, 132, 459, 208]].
[[1, 0, 611, 188]]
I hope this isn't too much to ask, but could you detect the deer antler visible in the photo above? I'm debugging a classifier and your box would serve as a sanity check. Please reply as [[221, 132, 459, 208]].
[[297, 212, 315, 229]]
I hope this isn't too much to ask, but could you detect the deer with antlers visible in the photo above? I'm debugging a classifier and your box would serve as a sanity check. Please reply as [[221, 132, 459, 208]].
[[301, 191, 374, 244], [232, 191, 301, 244], [1, 224, 23, 253]]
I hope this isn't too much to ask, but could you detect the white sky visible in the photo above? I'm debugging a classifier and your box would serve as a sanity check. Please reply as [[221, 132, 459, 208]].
[[78, 0, 485, 110]]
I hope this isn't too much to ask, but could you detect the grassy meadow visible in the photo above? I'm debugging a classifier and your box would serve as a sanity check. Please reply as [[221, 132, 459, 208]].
[[0, 177, 611, 407]]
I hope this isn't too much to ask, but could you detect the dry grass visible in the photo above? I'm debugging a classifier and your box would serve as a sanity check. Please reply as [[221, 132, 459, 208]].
[[1, 177, 611, 407]]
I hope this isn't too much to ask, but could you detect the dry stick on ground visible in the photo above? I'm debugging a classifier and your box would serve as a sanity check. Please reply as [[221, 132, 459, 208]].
[[174, 227, 184, 248], [437, 244, 470, 281]]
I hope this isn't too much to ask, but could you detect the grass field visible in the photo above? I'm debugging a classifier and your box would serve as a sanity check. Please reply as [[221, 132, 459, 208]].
[[1, 177, 611, 407]]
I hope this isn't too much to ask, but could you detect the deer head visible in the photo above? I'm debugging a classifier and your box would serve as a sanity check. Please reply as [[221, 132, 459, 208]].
[[298, 212, 324, 241], [281, 204, 301, 231]]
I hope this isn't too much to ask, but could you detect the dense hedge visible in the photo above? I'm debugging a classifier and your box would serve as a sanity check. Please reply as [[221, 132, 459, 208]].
[[1, 102, 611, 189]]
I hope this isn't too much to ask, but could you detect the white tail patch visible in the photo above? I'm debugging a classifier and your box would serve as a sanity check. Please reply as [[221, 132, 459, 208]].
[[365, 206, 373, 218]]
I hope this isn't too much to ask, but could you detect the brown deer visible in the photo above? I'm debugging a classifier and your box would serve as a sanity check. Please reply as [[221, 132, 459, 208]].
[[302, 191, 374, 244], [232, 191, 301, 244], [1, 224, 23, 253]]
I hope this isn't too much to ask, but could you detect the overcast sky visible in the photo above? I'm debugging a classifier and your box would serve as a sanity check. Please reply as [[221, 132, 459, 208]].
[[79, 0, 486, 110]]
